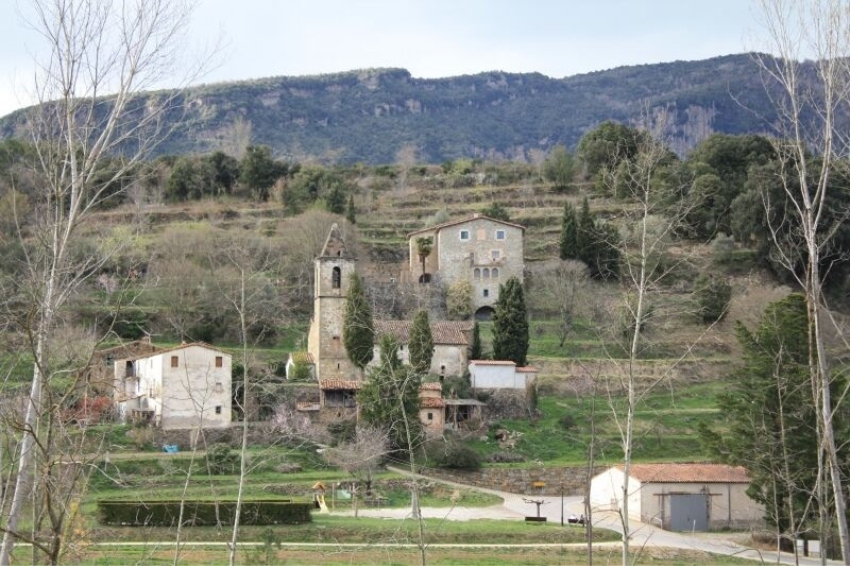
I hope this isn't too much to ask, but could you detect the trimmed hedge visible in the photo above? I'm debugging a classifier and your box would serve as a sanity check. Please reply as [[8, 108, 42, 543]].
[[97, 499, 311, 526]]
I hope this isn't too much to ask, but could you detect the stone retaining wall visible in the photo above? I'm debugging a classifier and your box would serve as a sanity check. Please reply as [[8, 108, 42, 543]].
[[422, 465, 607, 496]]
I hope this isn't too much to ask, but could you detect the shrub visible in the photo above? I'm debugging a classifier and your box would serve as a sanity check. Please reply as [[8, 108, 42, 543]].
[[559, 414, 577, 431], [487, 452, 526, 463], [426, 440, 482, 471], [694, 274, 732, 323], [205, 443, 240, 475]]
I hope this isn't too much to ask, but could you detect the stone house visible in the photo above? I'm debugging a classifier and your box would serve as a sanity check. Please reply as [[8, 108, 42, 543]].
[[87, 339, 163, 394], [407, 213, 525, 317], [590, 463, 765, 531], [371, 320, 474, 378], [114, 342, 232, 430]]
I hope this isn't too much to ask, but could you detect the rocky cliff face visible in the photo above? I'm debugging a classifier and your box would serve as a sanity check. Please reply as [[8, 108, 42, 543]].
[[0, 54, 786, 163]]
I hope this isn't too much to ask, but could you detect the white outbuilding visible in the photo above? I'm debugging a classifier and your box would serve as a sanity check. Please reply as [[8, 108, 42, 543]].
[[590, 463, 765, 532]]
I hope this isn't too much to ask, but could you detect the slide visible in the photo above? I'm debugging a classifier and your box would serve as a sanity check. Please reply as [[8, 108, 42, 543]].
[[317, 494, 329, 513]]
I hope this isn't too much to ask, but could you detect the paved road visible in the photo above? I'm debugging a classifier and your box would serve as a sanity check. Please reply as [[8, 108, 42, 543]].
[[359, 466, 842, 565]]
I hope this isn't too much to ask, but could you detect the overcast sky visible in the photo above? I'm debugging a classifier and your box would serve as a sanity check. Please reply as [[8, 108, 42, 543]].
[[0, 0, 762, 118]]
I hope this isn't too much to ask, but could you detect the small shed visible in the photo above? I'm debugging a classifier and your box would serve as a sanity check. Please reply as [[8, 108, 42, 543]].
[[468, 360, 537, 390], [419, 382, 445, 435], [590, 463, 764, 532]]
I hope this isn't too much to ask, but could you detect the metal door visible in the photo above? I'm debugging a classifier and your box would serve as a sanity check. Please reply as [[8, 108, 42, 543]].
[[669, 494, 708, 531]]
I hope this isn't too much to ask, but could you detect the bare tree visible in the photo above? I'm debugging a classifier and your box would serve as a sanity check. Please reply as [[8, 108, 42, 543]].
[[324, 426, 390, 518], [0, 1, 204, 562], [753, 1, 850, 560], [529, 259, 589, 347]]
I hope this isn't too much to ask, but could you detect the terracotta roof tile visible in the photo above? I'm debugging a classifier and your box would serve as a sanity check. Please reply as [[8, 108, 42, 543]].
[[420, 397, 445, 408], [319, 379, 361, 390], [469, 360, 516, 366], [290, 351, 314, 364], [375, 320, 473, 345], [121, 342, 230, 361], [421, 382, 443, 391], [617, 463, 750, 484], [516, 366, 537, 373]]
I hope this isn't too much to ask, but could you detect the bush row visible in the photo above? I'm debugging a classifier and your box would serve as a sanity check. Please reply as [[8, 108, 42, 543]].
[[97, 499, 311, 526]]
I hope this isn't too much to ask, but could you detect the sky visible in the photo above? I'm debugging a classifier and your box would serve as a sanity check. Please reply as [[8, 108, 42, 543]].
[[0, 0, 762, 118]]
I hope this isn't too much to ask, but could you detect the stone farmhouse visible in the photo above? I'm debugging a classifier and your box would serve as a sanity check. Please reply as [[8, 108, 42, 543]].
[[113, 342, 232, 430], [371, 320, 473, 379], [406, 213, 525, 318]]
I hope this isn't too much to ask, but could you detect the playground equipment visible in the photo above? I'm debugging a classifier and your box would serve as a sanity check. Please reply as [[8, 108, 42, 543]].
[[312, 481, 329, 513]]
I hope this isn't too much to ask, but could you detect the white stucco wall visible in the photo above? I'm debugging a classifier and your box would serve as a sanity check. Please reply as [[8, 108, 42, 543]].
[[590, 468, 643, 521], [469, 362, 528, 389], [157, 345, 232, 430]]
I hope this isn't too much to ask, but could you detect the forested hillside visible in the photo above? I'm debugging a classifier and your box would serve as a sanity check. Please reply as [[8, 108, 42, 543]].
[[0, 53, 798, 164]]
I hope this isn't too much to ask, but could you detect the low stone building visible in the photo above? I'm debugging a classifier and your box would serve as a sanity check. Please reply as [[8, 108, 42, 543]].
[[372, 320, 473, 378], [419, 382, 445, 435], [590, 463, 765, 531]]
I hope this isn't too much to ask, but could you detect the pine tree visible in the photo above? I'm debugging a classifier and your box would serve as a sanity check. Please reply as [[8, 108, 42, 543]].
[[559, 202, 578, 260], [408, 310, 434, 374], [492, 277, 529, 366], [343, 273, 374, 374]]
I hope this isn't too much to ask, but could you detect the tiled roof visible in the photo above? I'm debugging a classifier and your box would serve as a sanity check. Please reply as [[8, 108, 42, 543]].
[[408, 213, 526, 237], [617, 463, 750, 484], [421, 382, 443, 391], [122, 342, 230, 361], [420, 397, 445, 408], [375, 320, 473, 345], [516, 366, 537, 373], [319, 379, 361, 390], [469, 360, 515, 366]]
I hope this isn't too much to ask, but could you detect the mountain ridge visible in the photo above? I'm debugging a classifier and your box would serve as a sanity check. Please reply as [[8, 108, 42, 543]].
[[0, 53, 779, 164]]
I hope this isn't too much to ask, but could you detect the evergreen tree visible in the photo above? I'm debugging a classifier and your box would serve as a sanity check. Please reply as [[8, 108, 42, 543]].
[[576, 196, 595, 267], [700, 294, 824, 538], [469, 321, 483, 360], [559, 201, 578, 260], [326, 183, 347, 214], [343, 273, 374, 374], [346, 194, 356, 224], [358, 335, 423, 452], [492, 277, 529, 366], [408, 310, 434, 374]]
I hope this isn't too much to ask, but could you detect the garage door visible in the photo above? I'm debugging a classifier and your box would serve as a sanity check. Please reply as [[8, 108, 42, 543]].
[[670, 494, 708, 531]]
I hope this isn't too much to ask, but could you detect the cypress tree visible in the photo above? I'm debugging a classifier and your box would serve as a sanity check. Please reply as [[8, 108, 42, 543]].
[[559, 201, 578, 260], [492, 277, 529, 366], [346, 194, 356, 224], [577, 196, 595, 268], [408, 309, 434, 374], [343, 273, 374, 374], [469, 321, 483, 360]]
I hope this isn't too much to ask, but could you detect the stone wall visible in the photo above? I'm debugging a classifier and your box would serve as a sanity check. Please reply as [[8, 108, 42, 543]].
[[421, 465, 607, 496]]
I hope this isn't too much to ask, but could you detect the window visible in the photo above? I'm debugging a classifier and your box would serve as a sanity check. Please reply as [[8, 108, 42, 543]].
[[477, 229, 486, 241], [171, 356, 179, 368], [483, 268, 490, 279], [427, 412, 433, 421], [483, 288, 489, 298], [459, 229, 470, 241], [215, 382, 223, 393], [215, 356, 223, 368], [492, 267, 499, 278], [215, 406, 222, 415], [491, 249, 501, 260], [332, 266, 341, 289], [496, 230, 506, 240], [473, 268, 481, 279]]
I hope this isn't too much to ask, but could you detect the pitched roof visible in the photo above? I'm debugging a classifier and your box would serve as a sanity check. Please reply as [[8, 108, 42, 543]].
[[289, 351, 314, 364], [319, 379, 361, 391], [121, 342, 230, 361], [318, 223, 354, 259], [374, 320, 473, 345], [408, 213, 526, 237], [617, 463, 750, 484], [421, 382, 443, 391], [469, 360, 516, 366]]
